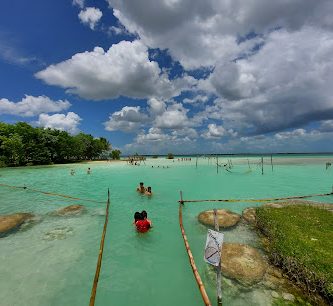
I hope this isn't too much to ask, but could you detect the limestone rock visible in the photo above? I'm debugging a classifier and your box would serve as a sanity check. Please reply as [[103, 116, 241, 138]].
[[242, 208, 257, 225], [0, 213, 35, 235], [198, 209, 241, 228], [52, 205, 85, 216], [221, 243, 268, 286], [43, 226, 74, 241], [282, 292, 295, 302]]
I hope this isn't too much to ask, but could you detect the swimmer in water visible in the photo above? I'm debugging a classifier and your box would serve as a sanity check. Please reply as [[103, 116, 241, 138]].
[[145, 186, 152, 196], [136, 182, 145, 193]]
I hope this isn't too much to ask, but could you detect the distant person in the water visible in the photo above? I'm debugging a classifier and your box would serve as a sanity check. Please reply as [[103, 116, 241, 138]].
[[145, 186, 152, 196], [137, 182, 145, 193], [87, 167, 91, 174], [134, 211, 151, 233], [70, 169, 75, 175]]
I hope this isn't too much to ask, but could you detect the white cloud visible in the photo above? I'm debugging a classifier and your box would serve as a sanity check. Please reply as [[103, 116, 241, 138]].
[[104, 106, 148, 132], [36, 112, 82, 134], [108, 0, 333, 69], [36, 40, 196, 100], [183, 95, 209, 105], [275, 129, 307, 140], [0, 95, 71, 117], [201, 123, 237, 139], [319, 120, 333, 132], [72, 0, 84, 9], [154, 103, 190, 129], [200, 27, 333, 135], [78, 7, 102, 30]]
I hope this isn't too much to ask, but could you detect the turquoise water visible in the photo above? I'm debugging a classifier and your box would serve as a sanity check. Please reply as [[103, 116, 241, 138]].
[[0, 156, 333, 306]]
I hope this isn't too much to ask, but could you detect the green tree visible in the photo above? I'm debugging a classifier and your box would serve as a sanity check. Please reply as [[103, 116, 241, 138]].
[[111, 149, 121, 160]]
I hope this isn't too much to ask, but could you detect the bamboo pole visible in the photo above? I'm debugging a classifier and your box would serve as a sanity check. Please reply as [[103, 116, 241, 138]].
[[196, 155, 198, 169], [0, 183, 104, 204], [213, 209, 222, 306], [89, 189, 110, 306], [261, 157, 264, 175], [271, 155, 273, 172], [216, 155, 219, 174], [179, 191, 212, 306], [178, 191, 333, 204]]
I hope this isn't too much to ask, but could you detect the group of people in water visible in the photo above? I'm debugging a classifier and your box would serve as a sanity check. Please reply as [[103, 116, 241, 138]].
[[133, 210, 152, 233], [70, 167, 92, 175], [134, 182, 153, 233], [136, 182, 152, 196]]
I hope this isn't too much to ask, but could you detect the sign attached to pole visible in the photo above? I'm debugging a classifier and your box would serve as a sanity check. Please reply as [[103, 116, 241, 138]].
[[204, 229, 224, 266]]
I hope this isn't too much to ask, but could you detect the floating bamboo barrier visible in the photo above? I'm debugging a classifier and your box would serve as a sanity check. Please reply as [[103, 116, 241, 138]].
[[0, 183, 104, 204], [179, 192, 212, 306], [89, 189, 111, 306], [178, 191, 333, 204]]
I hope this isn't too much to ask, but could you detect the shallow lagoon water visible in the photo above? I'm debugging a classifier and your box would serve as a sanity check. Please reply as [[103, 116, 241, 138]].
[[1, 156, 333, 306]]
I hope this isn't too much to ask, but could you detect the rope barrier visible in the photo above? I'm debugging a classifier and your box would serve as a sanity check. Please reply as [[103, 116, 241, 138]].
[[0, 183, 104, 204], [178, 192, 333, 204], [179, 192, 212, 306], [89, 189, 110, 306]]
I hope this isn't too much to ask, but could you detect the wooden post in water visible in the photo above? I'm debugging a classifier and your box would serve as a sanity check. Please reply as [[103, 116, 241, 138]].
[[261, 157, 264, 175], [216, 155, 219, 174], [271, 155, 273, 172], [213, 209, 222, 306], [196, 155, 198, 169], [247, 159, 250, 169]]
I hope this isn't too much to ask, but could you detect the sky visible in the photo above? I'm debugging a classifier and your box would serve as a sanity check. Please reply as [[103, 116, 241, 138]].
[[1, 0, 333, 154]]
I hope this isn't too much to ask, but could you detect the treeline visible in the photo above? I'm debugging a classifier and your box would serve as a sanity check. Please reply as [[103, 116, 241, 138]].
[[0, 122, 111, 167]]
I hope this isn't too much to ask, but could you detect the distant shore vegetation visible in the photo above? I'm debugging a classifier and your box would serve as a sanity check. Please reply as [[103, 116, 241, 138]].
[[0, 122, 111, 167]]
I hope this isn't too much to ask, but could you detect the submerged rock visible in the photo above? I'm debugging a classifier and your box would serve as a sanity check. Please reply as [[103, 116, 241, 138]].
[[198, 209, 241, 228], [52, 205, 85, 216], [0, 213, 35, 236], [43, 226, 74, 241], [242, 208, 257, 225], [221, 243, 268, 286]]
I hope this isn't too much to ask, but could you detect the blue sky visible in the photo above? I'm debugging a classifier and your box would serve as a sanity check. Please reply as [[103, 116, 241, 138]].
[[1, 0, 333, 154]]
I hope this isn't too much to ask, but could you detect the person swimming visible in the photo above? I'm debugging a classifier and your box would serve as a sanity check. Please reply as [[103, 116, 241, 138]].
[[134, 211, 151, 233], [145, 186, 152, 196], [70, 169, 75, 175], [87, 167, 91, 174], [136, 182, 145, 193]]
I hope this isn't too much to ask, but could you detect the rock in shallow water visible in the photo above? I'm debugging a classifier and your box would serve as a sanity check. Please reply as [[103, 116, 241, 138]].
[[198, 209, 241, 228], [221, 243, 268, 286], [52, 205, 85, 216], [0, 213, 35, 236], [242, 208, 257, 225], [43, 226, 74, 241]]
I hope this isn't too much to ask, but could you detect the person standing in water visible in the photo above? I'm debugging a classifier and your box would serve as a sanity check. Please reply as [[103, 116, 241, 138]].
[[145, 186, 152, 196], [134, 211, 151, 233], [87, 167, 92, 174], [136, 182, 145, 193]]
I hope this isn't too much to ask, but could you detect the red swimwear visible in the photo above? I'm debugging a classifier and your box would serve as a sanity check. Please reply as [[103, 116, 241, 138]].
[[135, 219, 150, 233]]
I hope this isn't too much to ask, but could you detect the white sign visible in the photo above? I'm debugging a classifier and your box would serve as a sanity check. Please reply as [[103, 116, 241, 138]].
[[204, 229, 224, 266]]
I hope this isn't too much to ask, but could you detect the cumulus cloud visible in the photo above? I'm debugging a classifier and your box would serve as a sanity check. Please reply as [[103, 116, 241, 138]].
[[36, 40, 196, 100], [154, 103, 190, 129], [104, 106, 148, 132], [78, 7, 102, 30], [72, 0, 84, 9], [36, 112, 82, 134], [199, 27, 333, 135], [183, 95, 209, 105], [202, 123, 237, 139], [0, 95, 71, 117], [108, 0, 332, 69]]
